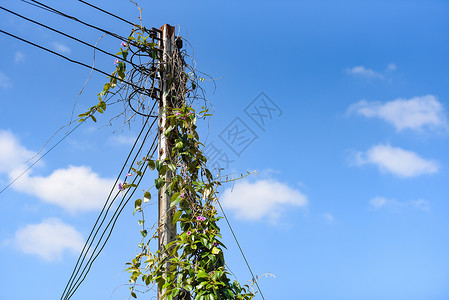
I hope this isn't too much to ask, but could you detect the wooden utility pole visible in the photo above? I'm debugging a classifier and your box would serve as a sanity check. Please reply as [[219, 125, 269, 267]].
[[157, 24, 178, 300]]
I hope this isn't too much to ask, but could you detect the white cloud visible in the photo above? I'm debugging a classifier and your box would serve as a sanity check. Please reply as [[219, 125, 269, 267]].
[[0, 72, 12, 88], [369, 197, 430, 211], [11, 165, 115, 213], [0, 130, 115, 212], [369, 197, 389, 209], [11, 218, 84, 261], [355, 144, 439, 178], [346, 66, 384, 79], [107, 134, 137, 146], [386, 63, 397, 71], [52, 42, 71, 55], [323, 213, 334, 222], [410, 199, 430, 211], [0, 130, 36, 173], [348, 95, 447, 131], [221, 179, 307, 223], [14, 51, 25, 63]]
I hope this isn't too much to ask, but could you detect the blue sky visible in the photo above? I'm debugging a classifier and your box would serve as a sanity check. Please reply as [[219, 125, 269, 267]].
[[1, 1, 448, 299]]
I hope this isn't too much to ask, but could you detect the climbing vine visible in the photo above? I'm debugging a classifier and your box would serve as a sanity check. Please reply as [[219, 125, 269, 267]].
[[80, 22, 256, 300]]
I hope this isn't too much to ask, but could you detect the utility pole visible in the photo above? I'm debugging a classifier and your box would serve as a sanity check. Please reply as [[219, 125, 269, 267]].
[[157, 24, 179, 300]]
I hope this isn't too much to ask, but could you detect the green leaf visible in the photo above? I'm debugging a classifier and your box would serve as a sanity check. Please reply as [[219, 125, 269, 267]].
[[134, 199, 142, 209], [170, 193, 182, 207], [155, 177, 163, 189], [211, 247, 220, 255], [167, 164, 177, 173], [91, 115, 97, 122], [140, 230, 147, 237], [144, 191, 151, 202], [148, 160, 155, 170], [159, 165, 167, 176], [131, 292, 137, 298], [172, 210, 182, 225]]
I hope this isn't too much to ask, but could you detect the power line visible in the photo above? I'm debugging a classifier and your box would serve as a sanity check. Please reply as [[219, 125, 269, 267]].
[[0, 29, 153, 98], [0, 121, 84, 196], [21, 0, 132, 45], [77, 0, 135, 26], [60, 115, 158, 300], [60, 117, 155, 299], [0, 6, 141, 70], [67, 135, 158, 300], [216, 200, 266, 299]]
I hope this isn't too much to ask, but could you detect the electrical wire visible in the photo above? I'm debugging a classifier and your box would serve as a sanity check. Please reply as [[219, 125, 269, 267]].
[[216, 200, 266, 299], [20, 0, 132, 45], [59, 117, 158, 300], [66, 135, 158, 300], [0, 29, 152, 98], [0, 121, 84, 196], [61, 118, 157, 299], [0, 6, 141, 70], [77, 0, 135, 26]]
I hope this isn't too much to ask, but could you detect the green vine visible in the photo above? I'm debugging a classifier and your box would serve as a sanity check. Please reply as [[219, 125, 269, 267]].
[[79, 24, 256, 299], [127, 107, 255, 299]]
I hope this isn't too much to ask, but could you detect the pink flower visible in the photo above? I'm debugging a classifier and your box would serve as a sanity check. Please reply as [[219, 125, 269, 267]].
[[126, 173, 132, 177], [175, 111, 181, 116], [121, 41, 127, 47], [114, 58, 119, 64], [197, 216, 206, 221], [180, 192, 185, 199], [213, 242, 218, 247], [187, 231, 191, 236], [118, 183, 124, 190]]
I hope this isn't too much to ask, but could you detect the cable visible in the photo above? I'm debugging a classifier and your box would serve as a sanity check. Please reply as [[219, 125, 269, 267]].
[[66, 135, 158, 300], [21, 0, 132, 45], [59, 118, 158, 300], [77, 0, 135, 26], [0, 29, 152, 98], [0, 6, 141, 70], [0, 121, 84, 196], [216, 200, 266, 299], [59, 118, 155, 298]]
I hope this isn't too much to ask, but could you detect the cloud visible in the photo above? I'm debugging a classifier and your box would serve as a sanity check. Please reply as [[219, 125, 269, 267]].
[[0, 72, 12, 88], [386, 63, 397, 71], [52, 42, 71, 54], [11, 166, 115, 213], [355, 144, 439, 177], [323, 213, 334, 222], [0, 130, 115, 213], [0, 130, 36, 173], [14, 51, 25, 63], [369, 197, 389, 209], [10, 218, 84, 261], [107, 134, 137, 146], [369, 197, 430, 211], [346, 66, 385, 79], [221, 179, 307, 223], [348, 95, 447, 131]]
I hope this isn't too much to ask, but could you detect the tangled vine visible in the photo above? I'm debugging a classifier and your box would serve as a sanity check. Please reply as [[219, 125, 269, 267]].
[[79, 21, 256, 300]]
